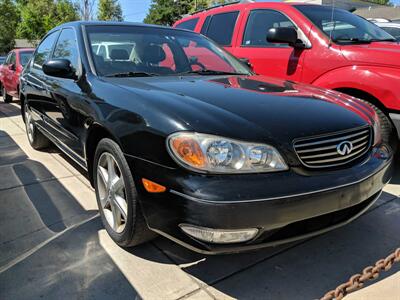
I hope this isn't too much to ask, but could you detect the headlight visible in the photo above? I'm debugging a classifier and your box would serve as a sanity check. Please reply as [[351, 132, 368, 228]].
[[167, 132, 288, 173]]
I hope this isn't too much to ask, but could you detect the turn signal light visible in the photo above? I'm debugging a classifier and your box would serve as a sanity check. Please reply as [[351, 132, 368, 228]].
[[142, 178, 166, 193], [170, 136, 206, 168]]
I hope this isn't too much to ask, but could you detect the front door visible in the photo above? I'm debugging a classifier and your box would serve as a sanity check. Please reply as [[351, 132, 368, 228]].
[[3, 52, 16, 93], [41, 27, 86, 161], [233, 9, 306, 81]]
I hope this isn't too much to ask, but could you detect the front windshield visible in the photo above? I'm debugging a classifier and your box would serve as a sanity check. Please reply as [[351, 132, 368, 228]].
[[295, 5, 395, 44], [86, 25, 251, 77], [20, 51, 34, 67]]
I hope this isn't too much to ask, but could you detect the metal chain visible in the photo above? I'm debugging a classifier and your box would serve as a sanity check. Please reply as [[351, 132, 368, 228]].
[[321, 248, 400, 300]]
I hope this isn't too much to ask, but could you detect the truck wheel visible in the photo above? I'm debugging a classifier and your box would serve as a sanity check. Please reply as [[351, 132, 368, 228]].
[[94, 138, 156, 247], [2, 86, 12, 103], [359, 100, 397, 150]]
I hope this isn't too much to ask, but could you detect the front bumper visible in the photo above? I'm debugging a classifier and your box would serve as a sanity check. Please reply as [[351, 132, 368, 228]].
[[126, 145, 393, 254]]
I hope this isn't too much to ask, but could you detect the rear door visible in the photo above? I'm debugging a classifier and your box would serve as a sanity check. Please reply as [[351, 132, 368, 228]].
[[232, 9, 305, 81], [199, 11, 240, 54]]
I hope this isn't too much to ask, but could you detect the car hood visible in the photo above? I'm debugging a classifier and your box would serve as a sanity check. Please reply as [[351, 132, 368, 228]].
[[341, 42, 400, 68], [104, 75, 373, 149]]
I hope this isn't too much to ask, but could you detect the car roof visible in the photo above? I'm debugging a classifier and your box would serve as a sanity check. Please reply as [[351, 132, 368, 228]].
[[14, 48, 35, 52], [187, 1, 316, 17], [51, 21, 185, 33]]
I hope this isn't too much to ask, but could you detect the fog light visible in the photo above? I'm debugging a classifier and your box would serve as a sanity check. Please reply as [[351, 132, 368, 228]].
[[179, 224, 259, 244]]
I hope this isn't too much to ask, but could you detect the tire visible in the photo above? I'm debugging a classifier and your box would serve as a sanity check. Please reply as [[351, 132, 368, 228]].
[[23, 102, 50, 150], [93, 138, 156, 247], [358, 99, 397, 150], [2, 86, 12, 103]]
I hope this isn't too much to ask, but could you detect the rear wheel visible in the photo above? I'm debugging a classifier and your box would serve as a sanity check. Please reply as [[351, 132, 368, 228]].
[[94, 138, 155, 247], [2, 86, 12, 103], [24, 103, 50, 149]]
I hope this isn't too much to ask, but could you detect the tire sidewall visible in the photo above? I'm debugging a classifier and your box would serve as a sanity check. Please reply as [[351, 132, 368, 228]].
[[2, 86, 12, 103], [93, 138, 138, 246]]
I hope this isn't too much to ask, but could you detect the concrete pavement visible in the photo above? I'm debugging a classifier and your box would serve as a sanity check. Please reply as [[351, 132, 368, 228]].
[[0, 100, 399, 300]]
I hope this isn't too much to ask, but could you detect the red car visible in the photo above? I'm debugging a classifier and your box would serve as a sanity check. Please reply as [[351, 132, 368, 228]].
[[174, 2, 400, 143], [1, 48, 34, 103]]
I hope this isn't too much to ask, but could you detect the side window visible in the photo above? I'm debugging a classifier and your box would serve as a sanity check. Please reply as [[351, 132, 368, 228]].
[[243, 10, 296, 47], [9, 52, 16, 65], [175, 18, 199, 31], [98, 45, 106, 59], [381, 27, 400, 40], [203, 11, 239, 46], [53, 28, 79, 73], [33, 31, 59, 69], [200, 15, 211, 35], [183, 41, 235, 73], [158, 43, 176, 71]]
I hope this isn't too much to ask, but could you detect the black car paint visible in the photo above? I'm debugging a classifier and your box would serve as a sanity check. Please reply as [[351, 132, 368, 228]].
[[20, 22, 393, 254]]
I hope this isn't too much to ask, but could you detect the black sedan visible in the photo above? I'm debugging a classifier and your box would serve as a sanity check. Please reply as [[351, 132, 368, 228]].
[[20, 22, 393, 254]]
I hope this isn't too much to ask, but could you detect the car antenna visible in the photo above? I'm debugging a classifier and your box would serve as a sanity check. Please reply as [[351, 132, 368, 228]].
[[327, 0, 336, 47]]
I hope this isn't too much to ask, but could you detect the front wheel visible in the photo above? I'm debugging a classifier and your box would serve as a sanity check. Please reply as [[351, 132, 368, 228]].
[[94, 138, 155, 247], [359, 100, 397, 150], [2, 86, 12, 103], [24, 103, 50, 149]]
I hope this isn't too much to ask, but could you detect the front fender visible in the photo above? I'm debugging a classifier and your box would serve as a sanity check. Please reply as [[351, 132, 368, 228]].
[[311, 66, 400, 111]]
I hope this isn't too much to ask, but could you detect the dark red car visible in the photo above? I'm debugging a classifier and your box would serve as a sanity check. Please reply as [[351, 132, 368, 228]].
[[1, 48, 34, 102], [174, 3, 400, 144]]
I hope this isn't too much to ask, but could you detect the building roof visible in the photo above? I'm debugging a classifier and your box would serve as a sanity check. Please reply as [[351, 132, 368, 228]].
[[355, 6, 400, 20], [14, 39, 39, 48]]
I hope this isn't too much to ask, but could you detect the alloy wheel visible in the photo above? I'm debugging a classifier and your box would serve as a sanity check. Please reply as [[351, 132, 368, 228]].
[[97, 152, 128, 233], [24, 104, 34, 143]]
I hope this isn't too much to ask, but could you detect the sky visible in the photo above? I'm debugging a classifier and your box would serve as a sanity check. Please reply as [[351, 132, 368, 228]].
[[120, 0, 152, 22]]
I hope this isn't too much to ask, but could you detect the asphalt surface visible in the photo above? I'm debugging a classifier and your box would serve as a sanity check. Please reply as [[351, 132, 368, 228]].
[[0, 100, 399, 300]]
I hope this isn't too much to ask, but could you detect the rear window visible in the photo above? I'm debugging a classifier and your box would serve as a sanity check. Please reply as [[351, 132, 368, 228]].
[[202, 11, 239, 46], [175, 18, 199, 31]]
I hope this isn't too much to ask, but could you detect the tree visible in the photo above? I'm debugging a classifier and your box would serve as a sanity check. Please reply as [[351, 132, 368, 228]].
[[17, 0, 79, 41], [76, 0, 96, 20], [144, 0, 213, 26], [97, 0, 123, 21], [0, 0, 19, 54]]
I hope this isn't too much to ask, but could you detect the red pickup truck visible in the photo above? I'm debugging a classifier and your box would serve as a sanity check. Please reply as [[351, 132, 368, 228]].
[[0, 48, 34, 103], [174, 2, 400, 143]]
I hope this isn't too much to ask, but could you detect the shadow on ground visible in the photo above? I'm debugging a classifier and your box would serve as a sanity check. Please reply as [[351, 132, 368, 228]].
[[0, 129, 140, 299], [0, 100, 21, 118]]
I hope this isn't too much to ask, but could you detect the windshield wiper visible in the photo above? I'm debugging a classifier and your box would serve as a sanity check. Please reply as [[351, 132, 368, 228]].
[[104, 71, 158, 78], [333, 38, 372, 44], [368, 38, 397, 42], [177, 70, 249, 76]]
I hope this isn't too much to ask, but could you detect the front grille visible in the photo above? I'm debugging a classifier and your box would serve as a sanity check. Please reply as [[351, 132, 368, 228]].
[[293, 126, 372, 168]]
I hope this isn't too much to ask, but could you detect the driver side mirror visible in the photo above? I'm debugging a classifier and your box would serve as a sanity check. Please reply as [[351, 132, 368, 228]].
[[267, 27, 303, 48], [43, 59, 77, 79]]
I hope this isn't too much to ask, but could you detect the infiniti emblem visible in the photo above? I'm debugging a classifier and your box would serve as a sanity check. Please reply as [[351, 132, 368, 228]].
[[337, 141, 353, 156]]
